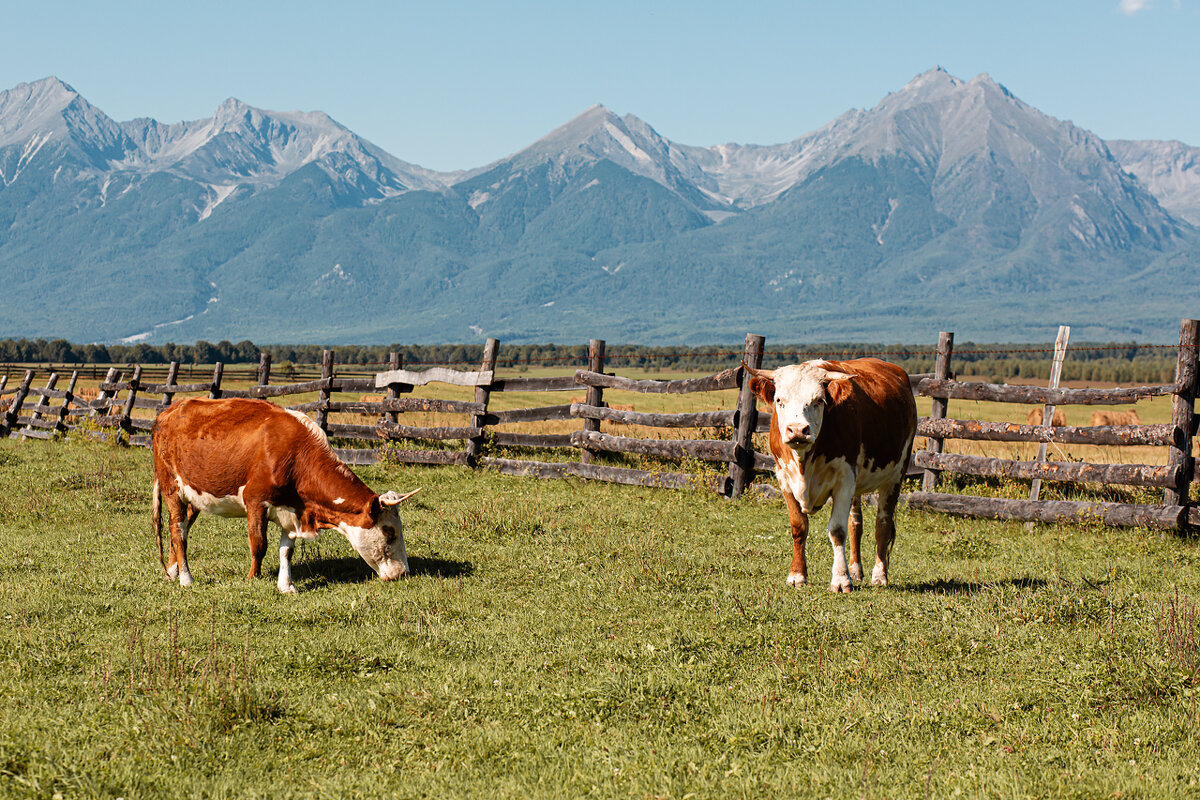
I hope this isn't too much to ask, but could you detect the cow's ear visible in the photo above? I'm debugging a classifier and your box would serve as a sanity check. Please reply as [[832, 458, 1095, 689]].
[[379, 488, 422, 507], [821, 371, 853, 402], [744, 364, 776, 403]]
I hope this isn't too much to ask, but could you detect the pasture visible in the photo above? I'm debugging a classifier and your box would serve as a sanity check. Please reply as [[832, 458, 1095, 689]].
[[1, 434, 1199, 799]]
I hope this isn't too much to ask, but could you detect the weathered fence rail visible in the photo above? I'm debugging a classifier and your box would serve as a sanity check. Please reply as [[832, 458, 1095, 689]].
[[2, 321, 1197, 530]]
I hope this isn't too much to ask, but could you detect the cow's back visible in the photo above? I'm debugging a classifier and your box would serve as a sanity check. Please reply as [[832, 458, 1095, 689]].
[[153, 398, 310, 498]]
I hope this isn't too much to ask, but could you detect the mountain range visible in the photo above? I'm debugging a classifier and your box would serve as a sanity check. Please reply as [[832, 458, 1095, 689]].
[[1, 67, 1197, 345]]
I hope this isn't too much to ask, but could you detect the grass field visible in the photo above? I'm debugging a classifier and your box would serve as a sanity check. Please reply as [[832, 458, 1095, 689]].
[[2, 434, 1200, 798]]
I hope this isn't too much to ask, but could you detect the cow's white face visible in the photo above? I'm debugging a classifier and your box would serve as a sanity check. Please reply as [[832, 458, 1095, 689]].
[[751, 362, 853, 452], [338, 489, 420, 581]]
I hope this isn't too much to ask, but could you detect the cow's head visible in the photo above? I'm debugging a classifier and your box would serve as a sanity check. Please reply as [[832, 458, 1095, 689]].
[[746, 362, 853, 451], [337, 488, 421, 581]]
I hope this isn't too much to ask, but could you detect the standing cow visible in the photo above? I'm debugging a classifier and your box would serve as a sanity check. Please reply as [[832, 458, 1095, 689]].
[[151, 397, 420, 593], [746, 358, 917, 592]]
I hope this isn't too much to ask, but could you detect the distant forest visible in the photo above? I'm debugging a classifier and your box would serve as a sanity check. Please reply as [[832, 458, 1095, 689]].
[[0, 337, 1181, 384]]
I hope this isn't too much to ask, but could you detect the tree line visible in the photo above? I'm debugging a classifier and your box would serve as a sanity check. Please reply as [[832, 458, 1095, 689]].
[[0, 337, 1180, 384]]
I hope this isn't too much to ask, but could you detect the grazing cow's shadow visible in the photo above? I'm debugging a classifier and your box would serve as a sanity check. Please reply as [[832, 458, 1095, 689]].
[[291, 554, 474, 589], [901, 576, 1048, 595]]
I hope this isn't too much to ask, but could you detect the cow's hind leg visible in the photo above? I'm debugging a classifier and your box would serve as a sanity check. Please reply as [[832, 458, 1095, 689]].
[[872, 479, 902, 587], [165, 495, 196, 586], [847, 495, 864, 582], [783, 491, 809, 586], [245, 499, 270, 581]]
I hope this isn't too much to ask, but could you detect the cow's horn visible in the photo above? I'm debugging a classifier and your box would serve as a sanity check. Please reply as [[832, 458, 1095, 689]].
[[742, 362, 774, 380], [380, 488, 422, 506]]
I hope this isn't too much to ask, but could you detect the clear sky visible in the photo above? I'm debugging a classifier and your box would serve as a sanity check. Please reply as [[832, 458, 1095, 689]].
[[2, 0, 1196, 172]]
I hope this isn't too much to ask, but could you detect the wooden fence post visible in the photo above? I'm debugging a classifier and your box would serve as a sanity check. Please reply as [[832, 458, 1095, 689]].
[[467, 338, 500, 466], [119, 365, 143, 440], [160, 362, 180, 410], [729, 333, 765, 498], [90, 367, 121, 423], [20, 372, 58, 439], [922, 332, 955, 492], [257, 352, 272, 389], [54, 371, 80, 434], [1, 370, 34, 437], [316, 350, 333, 434], [384, 352, 402, 426], [1029, 325, 1071, 506], [1165, 318, 1199, 509], [208, 363, 224, 399], [581, 340, 606, 465]]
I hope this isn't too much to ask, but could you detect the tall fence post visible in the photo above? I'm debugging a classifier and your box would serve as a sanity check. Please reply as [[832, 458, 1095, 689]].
[[581, 339, 606, 465], [1, 370, 35, 438], [119, 365, 143, 441], [256, 352, 272, 391], [19, 372, 58, 439], [467, 338, 500, 466], [384, 352, 402, 426], [316, 350, 333, 434], [922, 331, 955, 493], [1029, 325, 1071, 507], [160, 361, 180, 410], [54, 370, 80, 434], [1165, 318, 1199, 510], [729, 333, 765, 498], [208, 363, 224, 399]]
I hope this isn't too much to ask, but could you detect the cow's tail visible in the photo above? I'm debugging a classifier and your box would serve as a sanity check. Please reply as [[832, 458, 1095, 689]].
[[151, 477, 167, 576]]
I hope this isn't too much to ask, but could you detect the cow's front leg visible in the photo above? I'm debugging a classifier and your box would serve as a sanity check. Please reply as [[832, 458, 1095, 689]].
[[783, 491, 809, 586], [847, 495, 864, 582], [827, 484, 856, 593], [277, 529, 298, 594]]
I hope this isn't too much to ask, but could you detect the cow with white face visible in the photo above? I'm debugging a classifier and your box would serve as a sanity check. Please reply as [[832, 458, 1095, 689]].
[[151, 397, 421, 593], [746, 358, 917, 592]]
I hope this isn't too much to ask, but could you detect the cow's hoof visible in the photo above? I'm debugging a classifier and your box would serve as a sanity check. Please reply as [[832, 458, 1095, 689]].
[[786, 572, 807, 587], [871, 564, 888, 587], [829, 577, 853, 593], [166, 563, 179, 581], [179, 573, 194, 587], [277, 583, 297, 594], [848, 563, 864, 581]]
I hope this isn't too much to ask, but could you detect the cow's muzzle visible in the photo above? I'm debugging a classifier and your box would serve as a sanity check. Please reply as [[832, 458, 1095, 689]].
[[377, 559, 409, 581]]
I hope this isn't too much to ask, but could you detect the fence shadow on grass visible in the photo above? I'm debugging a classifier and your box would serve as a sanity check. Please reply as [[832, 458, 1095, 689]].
[[901, 576, 1049, 595]]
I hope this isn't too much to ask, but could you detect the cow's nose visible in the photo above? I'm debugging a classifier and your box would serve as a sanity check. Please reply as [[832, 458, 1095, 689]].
[[377, 559, 407, 581], [785, 423, 811, 442]]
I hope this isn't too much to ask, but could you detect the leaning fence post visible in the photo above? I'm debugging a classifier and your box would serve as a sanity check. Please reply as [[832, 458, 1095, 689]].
[[208, 363, 224, 399], [20, 372, 58, 440], [581, 340, 606, 465], [54, 370, 80, 434], [466, 338, 500, 467], [160, 361, 180, 411], [316, 350, 333, 434], [1165, 318, 1199, 512], [1, 370, 34, 438], [922, 332, 955, 493], [729, 333, 765, 498]]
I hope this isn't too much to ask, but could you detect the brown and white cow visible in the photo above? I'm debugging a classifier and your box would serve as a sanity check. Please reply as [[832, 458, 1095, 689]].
[[747, 358, 917, 592], [151, 397, 420, 593]]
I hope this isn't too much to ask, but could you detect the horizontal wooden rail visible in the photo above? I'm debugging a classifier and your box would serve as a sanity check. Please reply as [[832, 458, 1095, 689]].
[[918, 418, 1177, 447], [481, 457, 730, 494], [910, 451, 1177, 488], [492, 432, 575, 449], [486, 404, 574, 424], [375, 367, 494, 388], [334, 422, 481, 441], [903, 491, 1184, 529], [329, 397, 484, 415], [571, 404, 736, 429], [570, 430, 737, 462], [574, 367, 740, 394], [916, 378, 1177, 406], [488, 376, 579, 393]]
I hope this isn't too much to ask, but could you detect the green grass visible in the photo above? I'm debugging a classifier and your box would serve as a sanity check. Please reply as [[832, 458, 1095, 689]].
[[2, 436, 1200, 798]]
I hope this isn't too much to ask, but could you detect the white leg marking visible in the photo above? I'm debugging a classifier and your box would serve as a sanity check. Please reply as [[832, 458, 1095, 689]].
[[166, 563, 179, 581], [277, 530, 297, 594], [848, 562, 864, 582], [871, 562, 888, 587], [177, 514, 194, 587], [827, 485, 855, 593], [786, 572, 807, 586]]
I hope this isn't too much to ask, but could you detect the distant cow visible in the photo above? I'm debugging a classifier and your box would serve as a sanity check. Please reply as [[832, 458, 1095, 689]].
[[747, 358, 918, 592], [1090, 408, 1141, 426], [151, 398, 420, 593], [1026, 408, 1066, 427]]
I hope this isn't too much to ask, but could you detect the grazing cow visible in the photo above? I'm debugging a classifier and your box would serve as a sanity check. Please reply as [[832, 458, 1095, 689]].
[[747, 358, 918, 592], [1026, 408, 1066, 427], [151, 397, 420, 593], [1090, 408, 1141, 426]]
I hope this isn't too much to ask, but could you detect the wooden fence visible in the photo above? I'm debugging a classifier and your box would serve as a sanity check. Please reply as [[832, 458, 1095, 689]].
[[2, 321, 1197, 530]]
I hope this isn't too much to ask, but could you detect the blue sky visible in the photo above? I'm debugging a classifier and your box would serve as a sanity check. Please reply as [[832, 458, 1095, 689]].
[[2, 0, 1196, 172]]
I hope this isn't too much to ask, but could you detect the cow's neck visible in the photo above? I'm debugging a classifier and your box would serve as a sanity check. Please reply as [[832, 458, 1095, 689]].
[[293, 447, 374, 524]]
